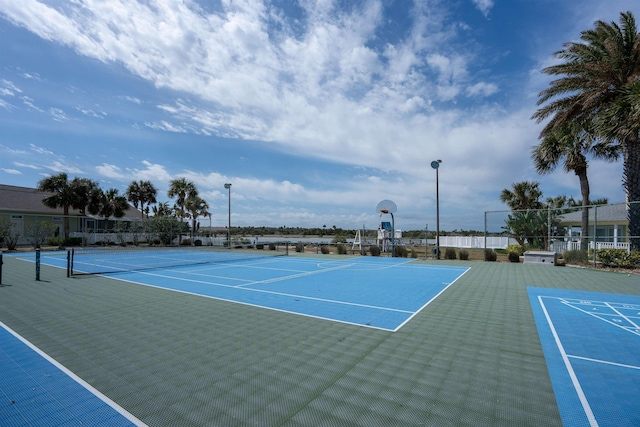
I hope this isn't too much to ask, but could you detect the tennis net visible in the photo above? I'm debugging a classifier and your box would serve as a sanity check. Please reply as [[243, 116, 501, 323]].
[[69, 244, 288, 275]]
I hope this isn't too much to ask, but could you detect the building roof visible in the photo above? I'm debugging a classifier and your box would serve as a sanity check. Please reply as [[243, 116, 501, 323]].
[[0, 183, 139, 218], [557, 203, 628, 225]]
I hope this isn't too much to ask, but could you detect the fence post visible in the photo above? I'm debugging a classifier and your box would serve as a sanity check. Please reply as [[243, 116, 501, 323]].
[[0, 253, 3, 285]]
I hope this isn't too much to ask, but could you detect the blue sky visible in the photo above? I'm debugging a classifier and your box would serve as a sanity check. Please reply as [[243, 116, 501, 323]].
[[0, 0, 634, 232]]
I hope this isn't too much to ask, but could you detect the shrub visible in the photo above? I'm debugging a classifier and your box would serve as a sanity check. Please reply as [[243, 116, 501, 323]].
[[563, 250, 589, 265], [295, 242, 304, 253], [369, 246, 381, 256], [394, 246, 408, 257], [506, 244, 524, 256], [410, 248, 418, 258], [459, 249, 469, 260], [47, 236, 64, 247], [337, 244, 347, 255], [268, 243, 277, 250], [256, 244, 264, 250], [320, 245, 330, 254], [180, 238, 192, 246], [485, 249, 497, 262], [444, 248, 457, 260], [508, 252, 520, 263], [194, 239, 203, 246], [63, 237, 82, 246], [597, 249, 640, 269]]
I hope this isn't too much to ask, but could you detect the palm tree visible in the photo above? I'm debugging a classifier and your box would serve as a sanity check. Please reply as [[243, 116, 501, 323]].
[[500, 181, 543, 211], [167, 178, 198, 244], [532, 122, 617, 249], [69, 178, 101, 215], [184, 194, 209, 243], [37, 173, 75, 239], [533, 11, 640, 249], [152, 202, 172, 217], [139, 181, 157, 219], [126, 181, 143, 219], [93, 188, 129, 232]]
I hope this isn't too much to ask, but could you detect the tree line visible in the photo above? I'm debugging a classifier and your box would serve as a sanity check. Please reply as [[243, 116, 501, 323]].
[[36, 173, 210, 243]]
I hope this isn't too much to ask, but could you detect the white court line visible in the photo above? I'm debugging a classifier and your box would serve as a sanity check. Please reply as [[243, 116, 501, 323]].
[[0, 321, 147, 426], [560, 298, 640, 337], [538, 296, 598, 427], [567, 354, 640, 371], [134, 269, 414, 314], [392, 267, 470, 332]]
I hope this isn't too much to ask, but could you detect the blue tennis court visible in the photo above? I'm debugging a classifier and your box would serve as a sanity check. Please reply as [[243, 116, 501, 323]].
[[98, 256, 468, 331], [528, 287, 640, 427], [28, 250, 469, 332], [0, 321, 145, 426]]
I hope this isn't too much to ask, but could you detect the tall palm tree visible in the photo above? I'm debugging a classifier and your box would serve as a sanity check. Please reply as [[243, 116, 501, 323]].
[[92, 188, 129, 232], [37, 173, 75, 239], [500, 181, 543, 211], [126, 181, 143, 219], [531, 122, 617, 249], [184, 194, 209, 243], [139, 181, 157, 219], [167, 178, 198, 244], [533, 11, 640, 249], [69, 177, 101, 215]]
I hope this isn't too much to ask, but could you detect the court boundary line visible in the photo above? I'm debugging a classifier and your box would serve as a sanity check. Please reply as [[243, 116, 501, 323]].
[[538, 295, 598, 427], [0, 320, 147, 426], [392, 266, 470, 332], [106, 275, 398, 332], [120, 269, 415, 314]]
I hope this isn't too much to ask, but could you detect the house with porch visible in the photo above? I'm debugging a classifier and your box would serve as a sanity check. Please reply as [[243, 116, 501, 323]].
[[553, 202, 630, 252]]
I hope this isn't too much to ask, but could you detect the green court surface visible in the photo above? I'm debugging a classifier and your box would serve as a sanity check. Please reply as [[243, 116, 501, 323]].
[[0, 253, 638, 426]]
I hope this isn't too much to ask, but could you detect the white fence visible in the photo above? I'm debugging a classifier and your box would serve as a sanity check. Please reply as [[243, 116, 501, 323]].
[[437, 236, 513, 249]]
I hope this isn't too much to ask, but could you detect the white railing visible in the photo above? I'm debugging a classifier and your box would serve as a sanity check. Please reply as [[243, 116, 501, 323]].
[[551, 241, 630, 253]]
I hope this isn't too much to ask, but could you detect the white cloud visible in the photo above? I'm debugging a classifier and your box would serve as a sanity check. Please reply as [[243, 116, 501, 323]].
[[96, 163, 125, 179], [471, 0, 494, 17], [1, 168, 21, 174]]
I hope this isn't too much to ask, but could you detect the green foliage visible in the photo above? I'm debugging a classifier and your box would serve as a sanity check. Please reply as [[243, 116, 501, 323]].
[[459, 249, 469, 260], [597, 249, 640, 269], [0, 217, 19, 250], [269, 243, 277, 250], [506, 244, 524, 256], [369, 246, 381, 256], [507, 244, 523, 263], [394, 246, 408, 258], [47, 236, 64, 247], [444, 248, 457, 260], [563, 250, 589, 265], [485, 249, 497, 262], [24, 220, 58, 248], [295, 242, 304, 253], [336, 244, 347, 255], [320, 245, 330, 254]]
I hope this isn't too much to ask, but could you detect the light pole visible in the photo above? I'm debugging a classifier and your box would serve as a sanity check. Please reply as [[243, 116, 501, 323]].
[[224, 183, 231, 246], [431, 160, 442, 259]]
